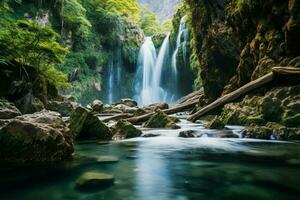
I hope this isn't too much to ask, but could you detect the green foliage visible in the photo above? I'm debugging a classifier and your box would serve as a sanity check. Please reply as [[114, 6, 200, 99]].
[[0, 18, 69, 88], [236, 0, 251, 11], [139, 6, 172, 36]]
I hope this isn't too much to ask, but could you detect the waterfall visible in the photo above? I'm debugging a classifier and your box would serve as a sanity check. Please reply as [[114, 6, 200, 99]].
[[133, 34, 171, 106], [153, 33, 170, 103], [170, 15, 189, 101], [106, 48, 123, 104], [134, 37, 157, 106]]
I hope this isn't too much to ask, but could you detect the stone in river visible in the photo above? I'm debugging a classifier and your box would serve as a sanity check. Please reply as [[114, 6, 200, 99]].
[[76, 172, 114, 189], [97, 156, 119, 163]]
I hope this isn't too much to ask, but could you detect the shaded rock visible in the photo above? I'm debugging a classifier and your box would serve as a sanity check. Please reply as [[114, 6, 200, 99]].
[[266, 122, 300, 140], [76, 172, 114, 189], [120, 98, 137, 107], [0, 99, 21, 119], [91, 100, 103, 112], [0, 110, 74, 163], [69, 106, 112, 140], [112, 120, 142, 140], [46, 100, 76, 117], [97, 156, 119, 163], [219, 131, 239, 138], [179, 130, 198, 138], [143, 110, 180, 129], [205, 116, 225, 129]]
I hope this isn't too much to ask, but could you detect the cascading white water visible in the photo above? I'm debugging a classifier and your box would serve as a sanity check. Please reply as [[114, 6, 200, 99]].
[[152, 33, 170, 103], [170, 15, 189, 101], [134, 37, 157, 106]]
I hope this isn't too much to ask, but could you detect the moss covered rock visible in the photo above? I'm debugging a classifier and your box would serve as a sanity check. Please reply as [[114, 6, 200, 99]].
[[69, 106, 112, 140], [242, 126, 273, 140], [0, 110, 74, 163], [143, 110, 180, 129], [46, 100, 76, 117], [205, 116, 225, 129], [112, 120, 142, 140]]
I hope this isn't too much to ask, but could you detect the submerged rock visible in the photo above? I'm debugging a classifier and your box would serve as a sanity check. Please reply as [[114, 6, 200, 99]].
[[112, 120, 142, 140], [143, 110, 180, 129], [179, 130, 199, 138], [76, 172, 114, 189], [0, 99, 21, 119], [97, 156, 119, 163], [0, 110, 74, 163], [69, 106, 112, 140], [142, 133, 161, 138]]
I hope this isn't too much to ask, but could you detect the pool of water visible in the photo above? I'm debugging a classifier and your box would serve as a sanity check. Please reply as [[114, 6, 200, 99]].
[[1, 120, 300, 200]]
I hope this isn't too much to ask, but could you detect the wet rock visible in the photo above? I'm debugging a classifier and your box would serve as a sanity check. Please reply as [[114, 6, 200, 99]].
[[69, 106, 112, 140], [91, 100, 104, 112], [112, 120, 142, 140], [76, 172, 114, 189], [46, 100, 76, 117], [0, 110, 74, 163], [241, 126, 273, 139], [97, 156, 119, 163], [219, 131, 239, 138], [142, 133, 161, 138], [179, 130, 199, 138], [0, 99, 22, 119], [266, 122, 300, 140], [205, 116, 225, 129], [120, 98, 137, 107], [143, 110, 180, 129]]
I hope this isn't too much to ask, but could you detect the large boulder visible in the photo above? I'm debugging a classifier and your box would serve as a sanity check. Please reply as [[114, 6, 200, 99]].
[[205, 116, 225, 129], [0, 110, 74, 163], [69, 106, 112, 140], [46, 100, 77, 117], [113, 104, 138, 113], [0, 99, 21, 119], [143, 110, 180, 129], [112, 120, 142, 140]]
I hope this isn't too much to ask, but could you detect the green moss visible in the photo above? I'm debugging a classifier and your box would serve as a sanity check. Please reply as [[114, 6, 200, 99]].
[[283, 114, 300, 127]]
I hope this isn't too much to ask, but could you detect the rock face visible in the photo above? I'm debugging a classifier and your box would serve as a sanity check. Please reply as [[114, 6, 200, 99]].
[[143, 110, 180, 129], [76, 172, 114, 189], [69, 106, 112, 140], [187, 0, 300, 100], [112, 120, 142, 140], [0, 99, 22, 119], [0, 110, 74, 163]]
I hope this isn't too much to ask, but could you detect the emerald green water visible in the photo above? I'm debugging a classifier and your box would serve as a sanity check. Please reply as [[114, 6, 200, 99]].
[[1, 120, 300, 200]]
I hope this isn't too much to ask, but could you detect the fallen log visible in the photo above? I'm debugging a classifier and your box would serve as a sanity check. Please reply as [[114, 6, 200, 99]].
[[187, 67, 300, 122], [101, 113, 134, 122], [178, 88, 204, 104], [187, 72, 274, 122], [127, 99, 200, 124]]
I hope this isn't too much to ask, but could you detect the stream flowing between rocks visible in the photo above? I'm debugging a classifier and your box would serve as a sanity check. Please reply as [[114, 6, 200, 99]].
[[1, 119, 300, 200]]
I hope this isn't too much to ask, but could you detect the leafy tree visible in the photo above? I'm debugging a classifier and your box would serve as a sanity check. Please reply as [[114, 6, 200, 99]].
[[0, 18, 70, 88]]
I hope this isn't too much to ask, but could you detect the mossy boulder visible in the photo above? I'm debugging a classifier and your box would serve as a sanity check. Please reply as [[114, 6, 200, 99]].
[[76, 172, 114, 189], [0, 110, 74, 163], [143, 110, 180, 129], [205, 116, 225, 129], [0, 99, 22, 119], [267, 122, 300, 140], [179, 130, 198, 138], [112, 120, 142, 140], [242, 126, 273, 139], [69, 106, 112, 140], [260, 96, 283, 122]]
